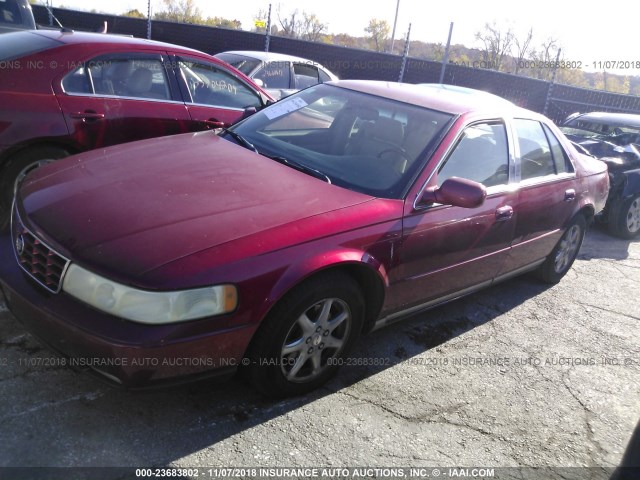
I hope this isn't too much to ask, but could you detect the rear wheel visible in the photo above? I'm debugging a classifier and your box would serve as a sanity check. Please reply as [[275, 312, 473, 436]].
[[536, 215, 586, 284], [244, 272, 364, 397], [608, 194, 640, 239], [0, 146, 69, 230]]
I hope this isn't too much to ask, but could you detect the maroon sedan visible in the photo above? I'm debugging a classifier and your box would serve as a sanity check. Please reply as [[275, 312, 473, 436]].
[[0, 82, 609, 397], [0, 29, 273, 229]]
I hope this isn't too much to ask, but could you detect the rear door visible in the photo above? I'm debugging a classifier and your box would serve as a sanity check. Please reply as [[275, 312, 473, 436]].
[[498, 119, 578, 274], [55, 52, 192, 150]]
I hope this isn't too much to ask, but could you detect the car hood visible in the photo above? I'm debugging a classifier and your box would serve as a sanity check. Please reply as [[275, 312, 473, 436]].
[[566, 135, 640, 172], [18, 131, 372, 283]]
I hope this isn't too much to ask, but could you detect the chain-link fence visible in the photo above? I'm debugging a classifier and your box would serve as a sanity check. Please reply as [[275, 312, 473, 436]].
[[32, 5, 640, 124]]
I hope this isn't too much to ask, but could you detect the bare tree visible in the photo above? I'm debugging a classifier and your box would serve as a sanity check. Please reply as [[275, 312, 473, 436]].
[[276, 8, 327, 41], [513, 27, 533, 75], [365, 19, 390, 52], [300, 13, 327, 42], [277, 8, 300, 38], [154, 0, 203, 23], [530, 37, 561, 80], [474, 21, 514, 71]]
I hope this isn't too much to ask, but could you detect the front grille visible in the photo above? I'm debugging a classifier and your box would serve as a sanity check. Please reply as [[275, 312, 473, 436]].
[[12, 209, 69, 293]]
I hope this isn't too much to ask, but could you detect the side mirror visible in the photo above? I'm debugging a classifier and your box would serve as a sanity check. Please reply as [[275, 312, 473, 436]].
[[420, 177, 486, 209], [254, 78, 265, 88]]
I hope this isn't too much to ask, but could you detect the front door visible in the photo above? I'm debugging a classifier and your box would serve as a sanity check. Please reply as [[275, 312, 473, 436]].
[[388, 120, 517, 313]]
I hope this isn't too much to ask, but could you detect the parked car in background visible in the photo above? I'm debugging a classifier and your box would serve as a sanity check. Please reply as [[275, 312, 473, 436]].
[[0, 30, 274, 229], [215, 50, 338, 100], [0, 0, 35, 33], [1, 82, 608, 397], [561, 112, 640, 238]]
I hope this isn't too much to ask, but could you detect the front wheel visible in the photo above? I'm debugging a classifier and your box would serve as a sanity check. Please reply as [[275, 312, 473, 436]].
[[244, 273, 364, 397], [536, 215, 586, 284], [608, 194, 640, 239]]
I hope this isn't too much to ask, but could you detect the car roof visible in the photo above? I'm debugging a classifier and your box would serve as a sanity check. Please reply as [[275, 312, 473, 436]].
[[417, 83, 514, 105], [569, 112, 640, 128], [221, 50, 324, 65], [331, 80, 527, 116], [20, 29, 203, 54]]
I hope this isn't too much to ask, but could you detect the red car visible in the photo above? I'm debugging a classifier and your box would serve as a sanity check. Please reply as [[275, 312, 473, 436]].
[[0, 29, 274, 229], [0, 82, 609, 397]]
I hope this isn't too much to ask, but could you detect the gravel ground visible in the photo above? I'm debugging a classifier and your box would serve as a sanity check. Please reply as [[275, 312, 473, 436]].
[[0, 226, 638, 479]]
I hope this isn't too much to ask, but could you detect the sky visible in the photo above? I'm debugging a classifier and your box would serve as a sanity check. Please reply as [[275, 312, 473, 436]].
[[53, 0, 640, 75]]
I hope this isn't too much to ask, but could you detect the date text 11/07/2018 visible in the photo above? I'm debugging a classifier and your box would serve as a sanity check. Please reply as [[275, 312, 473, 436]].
[[134, 467, 497, 478], [592, 60, 640, 70]]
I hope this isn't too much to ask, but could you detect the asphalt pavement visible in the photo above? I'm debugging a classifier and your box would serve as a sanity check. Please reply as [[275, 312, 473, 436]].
[[0, 226, 638, 480]]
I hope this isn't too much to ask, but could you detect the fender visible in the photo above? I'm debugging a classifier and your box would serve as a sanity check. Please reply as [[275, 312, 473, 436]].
[[259, 247, 389, 324], [621, 168, 640, 199]]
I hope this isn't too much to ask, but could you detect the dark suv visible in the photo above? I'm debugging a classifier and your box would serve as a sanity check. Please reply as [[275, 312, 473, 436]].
[[561, 112, 640, 238], [0, 0, 36, 34]]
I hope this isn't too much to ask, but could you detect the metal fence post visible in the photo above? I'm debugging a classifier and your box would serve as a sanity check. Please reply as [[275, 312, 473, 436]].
[[146, 0, 152, 39], [47, 0, 53, 26], [265, 4, 272, 53], [439, 22, 454, 84], [543, 48, 562, 116], [398, 23, 411, 83], [389, 0, 400, 54]]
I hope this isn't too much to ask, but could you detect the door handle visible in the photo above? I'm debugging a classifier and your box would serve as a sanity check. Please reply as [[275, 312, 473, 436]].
[[564, 189, 576, 201], [495, 205, 514, 221], [203, 119, 227, 129], [70, 111, 105, 121]]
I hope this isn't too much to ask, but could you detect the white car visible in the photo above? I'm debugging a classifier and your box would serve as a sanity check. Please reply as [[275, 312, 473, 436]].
[[215, 50, 338, 100]]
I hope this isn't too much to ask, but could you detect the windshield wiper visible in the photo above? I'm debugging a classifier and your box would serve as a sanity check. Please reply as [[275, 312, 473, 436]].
[[263, 154, 331, 183], [221, 128, 257, 153]]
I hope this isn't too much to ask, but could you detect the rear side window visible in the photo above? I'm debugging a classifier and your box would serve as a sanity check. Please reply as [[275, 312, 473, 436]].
[[293, 63, 320, 89], [514, 119, 556, 180], [543, 124, 573, 174], [0, 32, 60, 61], [63, 57, 171, 100], [319, 69, 332, 83]]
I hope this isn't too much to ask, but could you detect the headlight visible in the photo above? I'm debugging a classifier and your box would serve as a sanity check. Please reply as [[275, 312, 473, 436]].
[[62, 264, 237, 324]]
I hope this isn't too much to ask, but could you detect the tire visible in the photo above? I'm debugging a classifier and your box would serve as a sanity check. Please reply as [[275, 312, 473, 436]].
[[536, 215, 586, 284], [0, 146, 69, 231], [244, 272, 364, 397], [608, 194, 640, 239]]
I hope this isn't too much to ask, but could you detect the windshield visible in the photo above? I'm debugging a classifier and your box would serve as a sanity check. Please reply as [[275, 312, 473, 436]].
[[561, 118, 640, 147], [215, 53, 262, 76], [229, 83, 453, 199]]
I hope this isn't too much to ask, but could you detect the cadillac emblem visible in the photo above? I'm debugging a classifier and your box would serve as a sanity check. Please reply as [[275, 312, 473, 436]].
[[15, 234, 25, 256]]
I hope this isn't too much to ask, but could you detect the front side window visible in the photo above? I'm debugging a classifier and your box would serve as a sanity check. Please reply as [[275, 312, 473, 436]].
[[437, 122, 509, 188], [179, 59, 262, 109], [514, 119, 557, 180], [253, 62, 291, 89]]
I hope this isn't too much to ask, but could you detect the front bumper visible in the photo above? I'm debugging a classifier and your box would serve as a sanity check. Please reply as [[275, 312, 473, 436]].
[[0, 233, 255, 388]]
